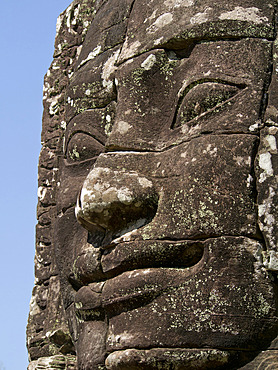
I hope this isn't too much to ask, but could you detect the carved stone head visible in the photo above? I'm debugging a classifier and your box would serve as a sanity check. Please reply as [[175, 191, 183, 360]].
[[28, 1, 278, 369]]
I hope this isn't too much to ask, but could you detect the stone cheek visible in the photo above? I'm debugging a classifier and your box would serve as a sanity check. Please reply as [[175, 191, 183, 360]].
[[140, 134, 258, 241], [75, 132, 257, 244]]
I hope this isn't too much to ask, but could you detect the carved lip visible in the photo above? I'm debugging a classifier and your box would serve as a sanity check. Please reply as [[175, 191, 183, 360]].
[[71, 238, 204, 287], [72, 239, 205, 315], [74, 248, 206, 318], [101, 266, 199, 314], [75, 266, 202, 319], [101, 238, 204, 278]]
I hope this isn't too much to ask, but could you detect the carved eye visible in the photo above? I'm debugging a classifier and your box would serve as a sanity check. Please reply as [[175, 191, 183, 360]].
[[172, 82, 244, 129], [66, 133, 104, 163]]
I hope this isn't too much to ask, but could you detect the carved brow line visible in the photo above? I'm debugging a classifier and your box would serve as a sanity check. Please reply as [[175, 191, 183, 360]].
[[117, 36, 274, 66], [164, 35, 274, 49]]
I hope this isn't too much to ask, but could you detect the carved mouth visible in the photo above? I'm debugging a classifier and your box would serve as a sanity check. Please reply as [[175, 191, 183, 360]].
[[74, 269, 162, 320], [102, 238, 204, 276], [101, 264, 204, 316], [75, 265, 204, 320], [73, 239, 205, 318], [70, 239, 204, 286]]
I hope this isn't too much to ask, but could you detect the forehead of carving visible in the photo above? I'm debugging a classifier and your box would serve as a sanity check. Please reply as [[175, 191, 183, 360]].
[[76, 0, 134, 69], [118, 0, 275, 62]]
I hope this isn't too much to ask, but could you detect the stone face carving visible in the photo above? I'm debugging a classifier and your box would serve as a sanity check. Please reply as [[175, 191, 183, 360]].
[[27, 0, 278, 368]]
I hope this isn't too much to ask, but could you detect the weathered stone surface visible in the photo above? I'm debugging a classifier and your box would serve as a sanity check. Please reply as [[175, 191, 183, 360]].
[[28, 0, 278, 368], [76, 0, 135, 67], [76, 321, 107, 369], [26, 0, 100, 365], [105, 238, 277, 352], [28, 355, 77, 370], [239, 350, 278, 369], [255, 126, 278, 272], [119, 0, 275, 62], [108, 39, 271, 151], [105, 348, 231, 370]]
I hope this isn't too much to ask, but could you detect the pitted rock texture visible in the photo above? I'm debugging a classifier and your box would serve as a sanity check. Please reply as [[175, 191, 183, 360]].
[[28, 0, 278, 369]]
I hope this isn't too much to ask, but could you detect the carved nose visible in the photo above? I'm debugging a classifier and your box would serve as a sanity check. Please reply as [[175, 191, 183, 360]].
[[75, 167, 158, 245]]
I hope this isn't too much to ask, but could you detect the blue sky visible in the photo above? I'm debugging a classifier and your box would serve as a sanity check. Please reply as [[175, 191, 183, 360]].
[[0, 1, 72, 368]]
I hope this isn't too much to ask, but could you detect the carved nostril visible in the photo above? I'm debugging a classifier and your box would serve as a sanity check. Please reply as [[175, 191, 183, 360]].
[[75, 167, 158, 244]]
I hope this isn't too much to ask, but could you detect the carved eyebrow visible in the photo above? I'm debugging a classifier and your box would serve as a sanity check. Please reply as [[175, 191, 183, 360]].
[[162, 35, 269, 56], [164, 35, 270, 62]]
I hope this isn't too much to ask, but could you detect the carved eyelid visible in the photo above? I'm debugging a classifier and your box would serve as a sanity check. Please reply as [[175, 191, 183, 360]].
[[65, 131, 105, 164], [65, 130, 105, 152], [171, 79, 246, 129]]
